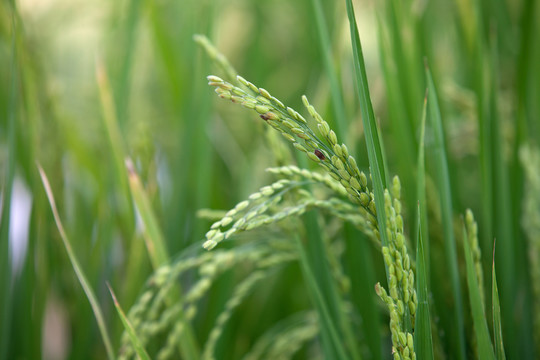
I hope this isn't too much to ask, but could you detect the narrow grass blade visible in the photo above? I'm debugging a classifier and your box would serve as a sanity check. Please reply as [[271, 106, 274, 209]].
[[284, 148, 358, 360], [515, 0, 538, 141], [414, 205, 434, 360], [425, 66, 466, 359], [416, 91, 430, 278], [297, 6, 365, 356], [113, 0, 142, 129], [310, 0, 347, 138], [303, 210, 361, 360], [189, 35, 214, 242], [508, 0, 538, 352], [125, 159, 199, 360], [38, 166, 115, 360], [414, 93, 433, 359], [344, 226, 381, 360], [96, 58, 127, 180], [486, 35, 528, 357], [293, 233, 350, 360], [125, 158, 169, 268], [345, 0, 389, 252], [107, 284, 150, 360], [95, 60, 134, 228], [462, 221, 495, 360], [376, 15, 417, 216], [492, 243, 506, 360], [309, 2, 381, 356]]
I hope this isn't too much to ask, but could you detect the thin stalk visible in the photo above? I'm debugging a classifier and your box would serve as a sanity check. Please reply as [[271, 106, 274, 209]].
[[38, 167, 116, 360]]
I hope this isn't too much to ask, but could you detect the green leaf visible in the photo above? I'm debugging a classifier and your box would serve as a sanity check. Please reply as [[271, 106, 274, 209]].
[[492, 244, 506, 360], [311, 3, 376, 357], [344, 226, 382, 360], [107, 284, 150, 360], [425, 66, 466, 359], [294, 232, 351, 360], [414, 93, 434, 360], [38, 166, 116, 360], [96, 60, 134, 227], [113, 0, 142, 129], [463, 221, 495, 360], [310, 0, 347, 138], [125, 160, 200, 360], [125, 159, 170, 268], [344, 0, 389, 251], [416, 92, 430, 279], [414, 205, 434, 360]]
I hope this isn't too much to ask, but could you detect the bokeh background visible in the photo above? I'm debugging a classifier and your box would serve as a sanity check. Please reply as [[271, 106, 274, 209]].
[[1, 0, 538, 358]]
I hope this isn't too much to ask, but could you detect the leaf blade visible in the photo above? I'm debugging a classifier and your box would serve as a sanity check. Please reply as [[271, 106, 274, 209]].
[[492, 244, 506, 360], [414, 205, 434, 360], [414, 94, 434, 360], [38, 166, 116, 360], [107, 284, 151, 360], [344, 0, 389, 250], [463, 222, 495, 360], [425, 66, 466, 360]]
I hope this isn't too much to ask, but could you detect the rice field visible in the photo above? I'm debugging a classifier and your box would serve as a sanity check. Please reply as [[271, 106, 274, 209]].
[[1, 0, 539, 359]]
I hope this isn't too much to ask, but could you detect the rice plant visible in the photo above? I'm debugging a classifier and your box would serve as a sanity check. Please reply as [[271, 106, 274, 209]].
[[1, 0, 539, 359]]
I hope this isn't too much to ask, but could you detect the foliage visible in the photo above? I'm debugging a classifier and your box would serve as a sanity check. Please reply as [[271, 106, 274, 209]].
[[1, 0, 539, 359]]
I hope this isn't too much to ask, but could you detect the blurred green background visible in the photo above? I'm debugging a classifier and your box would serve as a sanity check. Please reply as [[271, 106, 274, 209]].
[[1, 0, 539, 358]]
